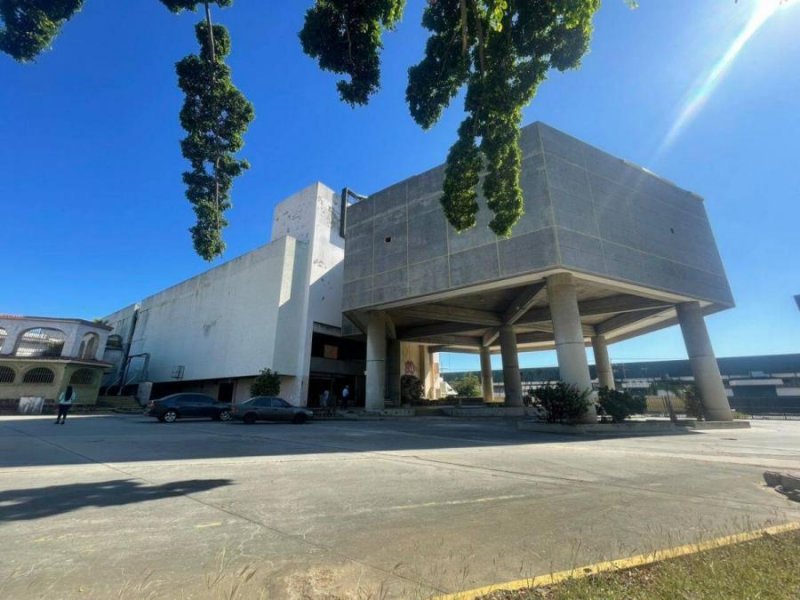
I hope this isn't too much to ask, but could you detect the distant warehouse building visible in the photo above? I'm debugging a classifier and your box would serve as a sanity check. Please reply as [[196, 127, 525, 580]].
[[444, 353, 800, 414]]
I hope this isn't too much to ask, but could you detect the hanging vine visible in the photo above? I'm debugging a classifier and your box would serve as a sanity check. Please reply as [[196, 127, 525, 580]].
[[2, 0, 611, 253], [175, 17, 253, 260], [303, 0, 600, 236], [299, 0, 406, 106]]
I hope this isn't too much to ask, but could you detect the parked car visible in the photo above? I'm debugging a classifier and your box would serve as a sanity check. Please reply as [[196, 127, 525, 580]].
[[232, 396, 313, 424], [146, 393, 232, 423]]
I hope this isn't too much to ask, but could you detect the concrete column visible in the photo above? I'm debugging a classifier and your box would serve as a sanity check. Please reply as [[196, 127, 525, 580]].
[[676, 301, 732, 421], [547, 273, 596, 423], [479, 346, 494, 403], [387, 339, 401, 405], [591, 334, 615, 390], [499, 325, 523, 407], [366, 313, 387, 411]]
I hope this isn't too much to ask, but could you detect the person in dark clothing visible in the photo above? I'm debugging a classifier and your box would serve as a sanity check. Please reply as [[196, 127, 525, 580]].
[[55, 385, 76, 424]]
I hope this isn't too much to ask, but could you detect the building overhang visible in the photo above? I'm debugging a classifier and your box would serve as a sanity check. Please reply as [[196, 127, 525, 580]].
[[345, 269, 731, 354]]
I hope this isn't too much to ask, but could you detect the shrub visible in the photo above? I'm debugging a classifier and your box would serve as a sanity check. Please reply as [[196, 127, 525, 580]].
[[684, 384, 704, 420], [531, 382, 592, 424], [250, 368, 280, 397], [452, 373, 480, 398], [597, 387, 646, 423], [400, 374, 424, 404]]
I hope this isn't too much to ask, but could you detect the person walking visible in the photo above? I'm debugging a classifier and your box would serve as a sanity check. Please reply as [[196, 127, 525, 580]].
[[341, 385, 350, 410], [55, 385, 76, 424]]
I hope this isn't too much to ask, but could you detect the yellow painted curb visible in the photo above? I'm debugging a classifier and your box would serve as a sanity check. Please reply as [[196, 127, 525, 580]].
[[432, 521, 800, 600]]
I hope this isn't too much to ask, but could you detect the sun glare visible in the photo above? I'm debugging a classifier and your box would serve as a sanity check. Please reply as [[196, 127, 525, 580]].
[[659, 0, 796, 153]]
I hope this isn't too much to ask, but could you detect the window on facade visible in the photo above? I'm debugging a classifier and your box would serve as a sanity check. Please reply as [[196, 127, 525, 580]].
[[323, 344, 339, 359], [70, 369, 95, 385], [23, 367, 55, 384], [15, 328, 66, 358], [106, 335, 123, 350], [0, 366, 15, 384], [0, 327, 6, 353]]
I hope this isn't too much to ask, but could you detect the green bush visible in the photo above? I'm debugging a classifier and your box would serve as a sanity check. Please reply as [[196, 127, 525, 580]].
[[452, 373, 480, 398], [531, 382, 592, 424], [250, 368, 280, 397], [597, 387, 646, 423], [684, 384, 704, 420], [400, 374, 424, 404]]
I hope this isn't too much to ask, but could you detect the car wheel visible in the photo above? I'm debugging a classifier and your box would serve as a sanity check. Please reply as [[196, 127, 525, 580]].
[[243, 413, 256, 424], [163, 410, 178, 423], [219, 410, 232, 422], [292, 413, 307, 425]]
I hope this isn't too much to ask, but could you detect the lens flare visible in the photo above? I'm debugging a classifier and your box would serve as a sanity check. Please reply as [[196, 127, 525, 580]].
[[659, 0, 794, 152]]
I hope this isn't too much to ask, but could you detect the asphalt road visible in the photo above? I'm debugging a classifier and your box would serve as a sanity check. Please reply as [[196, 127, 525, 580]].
[[1, 414, 798, 599]]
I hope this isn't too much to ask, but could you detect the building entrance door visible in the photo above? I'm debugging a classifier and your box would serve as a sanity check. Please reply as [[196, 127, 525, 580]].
[[218, 382, 234, 403]]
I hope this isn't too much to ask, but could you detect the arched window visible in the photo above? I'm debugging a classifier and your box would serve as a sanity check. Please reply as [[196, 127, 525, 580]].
[[0, 327, 7, 353], [23, 367, 55, 384], [15, 328, 66, 358], [0, 366, 15, 383], [80, 333, 100, 360], [70, 369, 95, 385]]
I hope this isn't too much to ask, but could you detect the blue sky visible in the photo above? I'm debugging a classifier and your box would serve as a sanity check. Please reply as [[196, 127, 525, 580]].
[[2, 1, 798, 373]]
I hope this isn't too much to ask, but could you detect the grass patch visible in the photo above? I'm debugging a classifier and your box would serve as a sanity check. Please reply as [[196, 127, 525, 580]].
[[478, 529, 800, 600]]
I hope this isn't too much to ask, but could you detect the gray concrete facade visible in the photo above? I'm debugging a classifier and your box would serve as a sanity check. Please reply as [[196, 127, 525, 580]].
[[342, 122, 733, 315], [341, 121, 734, 415]]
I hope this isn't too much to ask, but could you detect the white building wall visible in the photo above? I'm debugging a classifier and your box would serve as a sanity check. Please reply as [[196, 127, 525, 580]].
[[272, 183, 344, 329], [272, 183, 345, 405], [103, 182, 347, 407], [129, 236, 307, 385]]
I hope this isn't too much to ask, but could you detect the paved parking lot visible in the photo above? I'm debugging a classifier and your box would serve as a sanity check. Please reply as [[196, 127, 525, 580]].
[[1, 414, 799, 599]]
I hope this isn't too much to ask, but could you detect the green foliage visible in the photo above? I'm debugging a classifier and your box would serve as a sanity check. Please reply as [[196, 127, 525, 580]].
[[531, 382, 591, 424], [684, 383, 704, 420], [301, 0, 609, 236], [299, 0, 406, 106], [452, 373, 480, 398], [250, 368, 280, 397], [0, 0, 83, 61], [176, 21, 254, 261], [597, 386, 646, 423], [400, 374, 424, 404]]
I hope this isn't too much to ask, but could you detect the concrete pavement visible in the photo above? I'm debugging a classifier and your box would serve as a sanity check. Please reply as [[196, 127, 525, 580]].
[[1, 415, 798, 599]]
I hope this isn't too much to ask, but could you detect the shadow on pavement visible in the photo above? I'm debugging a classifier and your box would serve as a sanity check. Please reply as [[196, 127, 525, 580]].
[[0, 414, 698, 469], [0, 478, 233, 521]]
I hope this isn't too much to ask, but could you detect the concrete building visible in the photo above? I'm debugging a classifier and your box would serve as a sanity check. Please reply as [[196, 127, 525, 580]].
[[341, 122, 735, 421], [102, 183, 437, 407], [0, 315, 112, 406], [92, 121, 735, 420]]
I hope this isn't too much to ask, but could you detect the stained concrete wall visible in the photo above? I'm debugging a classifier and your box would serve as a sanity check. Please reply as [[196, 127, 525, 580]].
[[342, 122, 733, 312], [103, 183, 345, 407], [128, 236, 307, 385]]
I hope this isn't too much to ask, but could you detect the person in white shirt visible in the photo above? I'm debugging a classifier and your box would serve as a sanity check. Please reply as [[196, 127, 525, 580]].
[[56, 385, 76, 424]]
